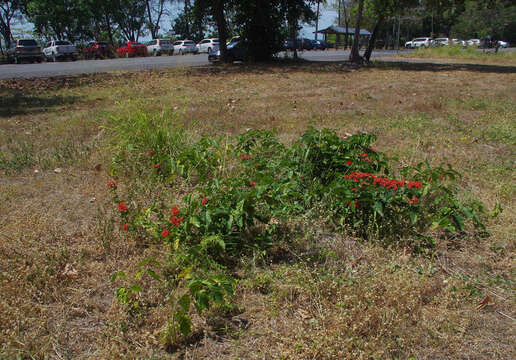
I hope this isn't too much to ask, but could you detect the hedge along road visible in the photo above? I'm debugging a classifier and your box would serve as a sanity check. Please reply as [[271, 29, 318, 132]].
[[0, 49, 411, 80]]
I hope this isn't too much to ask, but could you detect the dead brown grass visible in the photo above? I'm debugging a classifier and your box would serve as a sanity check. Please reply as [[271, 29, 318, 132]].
[[0, 59, 515, 359]]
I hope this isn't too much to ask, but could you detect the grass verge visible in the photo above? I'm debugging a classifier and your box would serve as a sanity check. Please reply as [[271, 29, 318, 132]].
[[0, 60, 515, 359]]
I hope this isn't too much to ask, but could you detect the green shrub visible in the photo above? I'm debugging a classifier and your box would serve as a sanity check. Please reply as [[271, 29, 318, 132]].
[[107, 115, 489, 346]]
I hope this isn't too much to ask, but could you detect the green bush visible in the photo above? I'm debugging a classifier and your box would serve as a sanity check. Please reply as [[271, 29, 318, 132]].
[[107, 113, 489, 346]]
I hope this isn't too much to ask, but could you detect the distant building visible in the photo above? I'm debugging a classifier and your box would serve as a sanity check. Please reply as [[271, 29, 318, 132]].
[[315, 25, 371, 48]]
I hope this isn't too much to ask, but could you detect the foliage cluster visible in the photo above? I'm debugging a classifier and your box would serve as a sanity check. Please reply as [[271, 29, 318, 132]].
[[107, 111, 488, 347]]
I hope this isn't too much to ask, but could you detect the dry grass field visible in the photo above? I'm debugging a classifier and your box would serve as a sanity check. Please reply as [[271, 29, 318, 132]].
[[0, 58, 515, 359]]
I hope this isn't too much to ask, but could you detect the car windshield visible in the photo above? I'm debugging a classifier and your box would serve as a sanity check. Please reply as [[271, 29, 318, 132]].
[[212, 39, 219, 43], [184, 41, 195, 45], [414, 38, 428, 41], [19, 40, 38, 46], [55, 41, 71, 45]]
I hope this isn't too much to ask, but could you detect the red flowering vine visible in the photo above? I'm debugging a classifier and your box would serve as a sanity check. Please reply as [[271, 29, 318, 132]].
[[201, 196, 208, 206], [118, 202, 128, 212], [249, 181, 256, 188], [171, 206, 180, 216], [123, 223, 129, 231], [170, 216, 184, 227], [161, 229, 170, 238], [106, 180, 119, 188]]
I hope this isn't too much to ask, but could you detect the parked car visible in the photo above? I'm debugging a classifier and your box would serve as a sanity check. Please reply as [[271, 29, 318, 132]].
[[284, 38, 314, 51], [497, 40, 508, 48], [467, 39, 480, 46], [197, 38, 219, 53], [227, 36, 240, 45], [404, 40, 414, 48], [208, 40, 246, 63], [173, 40, 198, 55], [116, 41, 147, 57], [451, 38, 466, 46], [412, 37, 432, 48], [7, 39, 44, 64], [43, 40, 78, 61], [434, 37, 449, 46], [83, 41, 114, 59], [312, 39, 329, 50], [146, 38, 174, 56]]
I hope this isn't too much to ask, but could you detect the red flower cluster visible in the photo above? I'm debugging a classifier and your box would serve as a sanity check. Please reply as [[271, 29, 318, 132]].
[[170, 216, 184, 226], [249, 181, 256, 188], [106, 180, 119, 188], [201, 196, 208, 206], [239, 154, 252, 160], [161, 229, 170, 238], [171, 206, 180, 215], [123, 223, 129, 231], [408, 197, 419, 204], [346, 160, 352, 166], [118, 202, 128, 212], [407, 181, 423, 189], [153, 164, 160, 168], [346, 201, 359, 207], [148, 150, 154, 156], [344, 172, 423, 191]]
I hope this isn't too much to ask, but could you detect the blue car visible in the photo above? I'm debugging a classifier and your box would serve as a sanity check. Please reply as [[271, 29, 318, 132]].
[[208, 40, 247, 63]]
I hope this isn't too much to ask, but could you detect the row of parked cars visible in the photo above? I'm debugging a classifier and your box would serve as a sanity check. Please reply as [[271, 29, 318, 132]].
[[404, 37, 509, 49], [6, 37, 225, 64]]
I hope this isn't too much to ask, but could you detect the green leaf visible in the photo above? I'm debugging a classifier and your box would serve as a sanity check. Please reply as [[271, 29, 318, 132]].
[[110, 271, 126, 283], [409, 212, 418, 224], [175, 310, 192, 336], [137, 258, 161, 268], [373, 201, 384, 217], [189, 216, 201, 228], [146, 269, 161, 282], [178, 294, 191, 312]]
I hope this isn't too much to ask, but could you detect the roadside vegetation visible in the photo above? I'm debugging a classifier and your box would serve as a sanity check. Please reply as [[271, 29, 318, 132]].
[[1, 60, 515, 359], [401, 46, 516, 64]]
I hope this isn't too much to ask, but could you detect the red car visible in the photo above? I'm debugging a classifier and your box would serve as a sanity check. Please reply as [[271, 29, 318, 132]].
[[83, 41, 114, 59], [116, 42, 147, 58]]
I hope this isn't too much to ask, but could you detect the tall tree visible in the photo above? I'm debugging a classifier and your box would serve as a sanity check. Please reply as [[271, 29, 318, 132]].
[[112, 0, 147, 41], [145, 0, 168, 39], [349, 0, 363, 63], [0, 0, 22, 50], [25, 0, 92, 41]]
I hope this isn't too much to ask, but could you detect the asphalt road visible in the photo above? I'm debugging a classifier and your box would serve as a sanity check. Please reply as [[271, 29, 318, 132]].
[[0, 49, 412, 80]]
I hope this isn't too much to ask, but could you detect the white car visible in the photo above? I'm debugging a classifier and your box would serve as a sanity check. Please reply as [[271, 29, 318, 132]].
[[197, 38, 219, 53], [146, 39, 174, 56], [173, 40, 198, 55], [467, 39, 481, 46], [452, 39, 466, 46], [412, 37, 432, 48], [435, 38, 449, 46], [405, 40, 414, 48], [497, 40, 508, 48], [43, 40, 78, 61]]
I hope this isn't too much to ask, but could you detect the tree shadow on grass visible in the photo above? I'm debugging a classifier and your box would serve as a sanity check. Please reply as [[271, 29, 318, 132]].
[[192, 58, 516, 76], [0, 92, 83, 117], [371, 60, 516, 74]]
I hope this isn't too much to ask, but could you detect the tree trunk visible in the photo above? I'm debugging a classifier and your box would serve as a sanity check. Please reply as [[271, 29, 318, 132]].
[[315, 0, 320, 41], [349, 0, 364, 63], [213, 0, 228, 62], [145, 0, 155, 38], [364, 15, 383, 62]]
